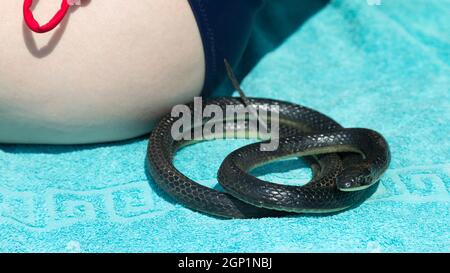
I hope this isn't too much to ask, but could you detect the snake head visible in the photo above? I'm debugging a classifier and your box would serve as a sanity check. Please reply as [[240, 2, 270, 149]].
[[336, 165, 375, 192]]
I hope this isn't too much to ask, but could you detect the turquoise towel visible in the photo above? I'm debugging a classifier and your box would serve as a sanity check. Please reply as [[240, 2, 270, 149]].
[[1, 0, 449, 252]]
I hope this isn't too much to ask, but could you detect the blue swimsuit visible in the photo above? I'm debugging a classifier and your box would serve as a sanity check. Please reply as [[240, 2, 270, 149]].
[[188, 0, 265, 96]]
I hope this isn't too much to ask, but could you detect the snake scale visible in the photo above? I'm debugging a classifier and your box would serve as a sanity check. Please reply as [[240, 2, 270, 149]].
[[147, 97, 390, 218]]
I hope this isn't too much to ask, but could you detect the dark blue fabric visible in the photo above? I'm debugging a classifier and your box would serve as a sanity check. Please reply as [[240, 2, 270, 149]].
[[188, 0, 265, 96]]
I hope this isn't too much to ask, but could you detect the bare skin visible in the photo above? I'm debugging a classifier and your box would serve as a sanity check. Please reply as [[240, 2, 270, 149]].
[[0, 0, 205, 144]]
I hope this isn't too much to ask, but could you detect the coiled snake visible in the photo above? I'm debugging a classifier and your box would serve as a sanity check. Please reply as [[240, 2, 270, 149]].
[[147, 96, 390, 218]]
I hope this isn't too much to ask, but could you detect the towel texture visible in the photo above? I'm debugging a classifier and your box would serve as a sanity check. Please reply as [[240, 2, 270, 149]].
[[1, 0, 449, 252]]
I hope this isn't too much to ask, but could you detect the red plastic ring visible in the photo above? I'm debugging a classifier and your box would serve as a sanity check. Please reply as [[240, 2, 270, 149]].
[[23, 0, 70, 33]]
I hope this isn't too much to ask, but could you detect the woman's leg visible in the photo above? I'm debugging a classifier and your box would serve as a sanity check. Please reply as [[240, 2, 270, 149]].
[[0, 0, 205, 144]]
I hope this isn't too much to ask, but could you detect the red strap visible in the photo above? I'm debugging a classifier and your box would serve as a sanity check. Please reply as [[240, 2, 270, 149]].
[[23, 0, 70, 34]]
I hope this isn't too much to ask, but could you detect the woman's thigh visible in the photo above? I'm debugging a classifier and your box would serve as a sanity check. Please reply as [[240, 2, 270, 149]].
[[0, 0, 205, 144]]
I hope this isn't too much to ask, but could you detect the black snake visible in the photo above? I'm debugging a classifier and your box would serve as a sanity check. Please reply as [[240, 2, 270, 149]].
[[147, 97, 390, 218]]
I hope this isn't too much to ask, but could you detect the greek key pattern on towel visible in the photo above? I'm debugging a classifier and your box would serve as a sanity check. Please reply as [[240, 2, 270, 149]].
[[0, 164, 449, 231], [0, 180, 172, 231]]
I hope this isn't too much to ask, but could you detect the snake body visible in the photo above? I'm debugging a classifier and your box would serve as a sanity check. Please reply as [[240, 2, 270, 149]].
[[147, 97, 390, 218]]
